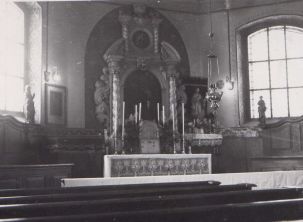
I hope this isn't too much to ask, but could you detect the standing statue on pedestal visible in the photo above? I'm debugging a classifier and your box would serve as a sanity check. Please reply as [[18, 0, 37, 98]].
[[24, 85, 35, 124], [258, 96, 266, 127]]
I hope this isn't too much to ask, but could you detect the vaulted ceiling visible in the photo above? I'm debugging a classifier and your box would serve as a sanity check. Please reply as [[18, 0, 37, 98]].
[[96, 0, 299, 14]]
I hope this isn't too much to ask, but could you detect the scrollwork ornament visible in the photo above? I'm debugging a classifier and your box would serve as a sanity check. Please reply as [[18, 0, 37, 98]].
[[94, 67, 110, 128]]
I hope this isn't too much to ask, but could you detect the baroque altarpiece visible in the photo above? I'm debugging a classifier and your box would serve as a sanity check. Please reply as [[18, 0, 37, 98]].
[[94, 5, 207, 154]]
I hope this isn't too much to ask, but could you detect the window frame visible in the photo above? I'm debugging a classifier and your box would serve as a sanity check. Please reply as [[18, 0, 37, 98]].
[[237, 15, 303, 125]]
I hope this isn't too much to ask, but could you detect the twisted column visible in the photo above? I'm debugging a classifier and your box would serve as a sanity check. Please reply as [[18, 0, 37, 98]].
[[107, 59, 121, 139], [118, 10, 131, 52], [151, 17, 162, 54], [165, 64, 178, 154]]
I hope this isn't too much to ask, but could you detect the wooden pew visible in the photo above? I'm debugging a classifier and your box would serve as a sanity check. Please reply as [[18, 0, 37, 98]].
[[0, 183, 256, 205], [0, 187, 301, 219], [1, 194, 303, 221], [0, 180, 220, 197]]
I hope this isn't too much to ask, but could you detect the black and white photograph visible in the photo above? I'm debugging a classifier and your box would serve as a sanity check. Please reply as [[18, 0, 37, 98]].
[[1, 0, 303, 221]]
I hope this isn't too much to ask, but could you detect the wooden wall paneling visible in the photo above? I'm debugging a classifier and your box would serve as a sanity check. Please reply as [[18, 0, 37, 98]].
[[217, 137, 248, 173], [270, 124, 291, 151], [300, 122, 303, 151], [261, 129, 272, 155], [249, 157, 303, 172], [291, 123, 301, 153], [0, 123, 5, 161], [245, 137, 263, 158]]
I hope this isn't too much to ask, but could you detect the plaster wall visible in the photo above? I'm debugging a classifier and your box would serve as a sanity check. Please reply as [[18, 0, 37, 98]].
[[47, 2, 202, 128], [199, 1, 303, 128], [46, 1, 303, 128]]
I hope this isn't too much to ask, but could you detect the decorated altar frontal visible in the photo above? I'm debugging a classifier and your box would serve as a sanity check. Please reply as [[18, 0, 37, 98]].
[[104, 154, 211, 177]]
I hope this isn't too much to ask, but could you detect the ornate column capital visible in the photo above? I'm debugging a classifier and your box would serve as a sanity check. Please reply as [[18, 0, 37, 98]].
[[118, 10, 132, 26], [105, 55, 123, 75], [164, 63, 178, 79]]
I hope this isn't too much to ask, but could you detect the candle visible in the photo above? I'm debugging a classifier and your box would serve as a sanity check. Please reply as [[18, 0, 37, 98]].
[[139, 103, 142, 122], [162, 105, 165, 125], [122, 101, 125, 138], [135, 104, 137, 124], [157, 103, 160, 123], [182, 103, 185, 136], [172, 104, 175, 131]]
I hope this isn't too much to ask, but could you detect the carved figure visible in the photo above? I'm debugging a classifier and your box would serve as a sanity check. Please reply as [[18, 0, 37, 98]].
[[94, 67, 110, 128], [24, 85, 35, 124], [191, 88, 205, 120], [177, 85, 187, 105], [258, 96, 266, 127]]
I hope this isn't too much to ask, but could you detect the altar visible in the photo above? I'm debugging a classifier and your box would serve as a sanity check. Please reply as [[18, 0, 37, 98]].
[[104, 154, 211, 177]]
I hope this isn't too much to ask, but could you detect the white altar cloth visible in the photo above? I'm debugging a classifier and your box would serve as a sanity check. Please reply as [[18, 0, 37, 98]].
[[103, 154, 212, 177], [62, 170, 303, 190]]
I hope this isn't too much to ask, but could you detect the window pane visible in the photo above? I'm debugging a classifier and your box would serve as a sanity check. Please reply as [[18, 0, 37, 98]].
[[289, 88, 303, 116], [0, 76, 5, 110], [0, 2, 25, 112], [250, 90, 271, 119], [5, 77, 23, 112], [249, 62, 269, 89], [271, 89, 288, 117], [269, 26, 285, 60], [286, 26, 303, 58], [288, 59, 303, 87], [270, 60, 287, 88], [248, 28, 268, 61], [6, 2, 24, 44], [6, 44, 24, 77]]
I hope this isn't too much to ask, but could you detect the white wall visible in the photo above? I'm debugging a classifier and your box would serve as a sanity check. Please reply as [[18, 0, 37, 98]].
[[47, 1, 303, 128]]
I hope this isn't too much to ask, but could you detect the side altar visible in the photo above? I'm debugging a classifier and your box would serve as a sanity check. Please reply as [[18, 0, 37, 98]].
[[104, 154, 211, 177]]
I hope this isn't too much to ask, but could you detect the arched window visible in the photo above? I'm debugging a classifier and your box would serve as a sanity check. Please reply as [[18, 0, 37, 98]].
[[248, 25, 303, 118], [0, 2, 25, 112]]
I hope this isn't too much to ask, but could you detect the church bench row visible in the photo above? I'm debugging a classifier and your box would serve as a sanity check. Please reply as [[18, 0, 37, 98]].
[[0, 187, 302, 219], [0, 185, 302, 206], [0, 183, 255, 204], [0, 181, 255, 197], [1, 195, 303, 221]]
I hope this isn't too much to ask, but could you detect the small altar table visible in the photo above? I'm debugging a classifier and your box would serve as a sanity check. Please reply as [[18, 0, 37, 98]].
[[104, 154, 211, 177]]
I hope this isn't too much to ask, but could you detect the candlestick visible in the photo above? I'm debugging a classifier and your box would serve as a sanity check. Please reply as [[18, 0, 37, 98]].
[[139, 103, 142, 122], [122, 101, 125, 138], [134, 104, 137, 124], [172, 104, 175, 132], [157, 103, 160, 124], [162, 105, 165, 125], [182, 103, 185, 154]]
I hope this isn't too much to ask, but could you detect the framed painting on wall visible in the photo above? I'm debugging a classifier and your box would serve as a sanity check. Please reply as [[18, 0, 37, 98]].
[[45, 84, 67, 126], [182, 77, 208, 120]]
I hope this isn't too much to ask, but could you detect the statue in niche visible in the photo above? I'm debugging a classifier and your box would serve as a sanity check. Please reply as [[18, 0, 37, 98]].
[[94, 67, 110, 128], [24, 85, 35, 124], [191, 88, 205, 121], [258, 96, 266, 127]]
